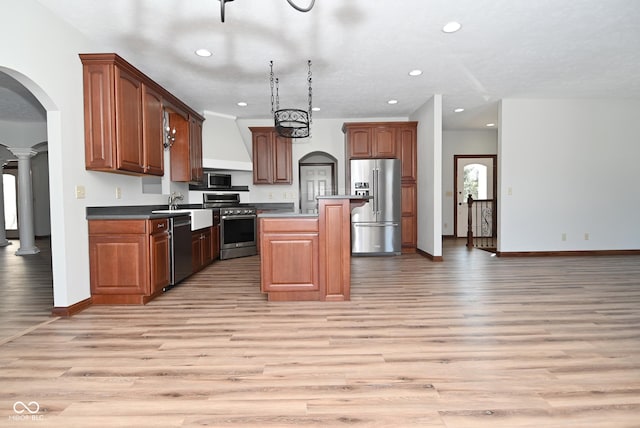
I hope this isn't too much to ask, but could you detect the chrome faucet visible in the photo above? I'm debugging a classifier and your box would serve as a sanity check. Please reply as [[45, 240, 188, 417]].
[[168, 192, 183, 210]]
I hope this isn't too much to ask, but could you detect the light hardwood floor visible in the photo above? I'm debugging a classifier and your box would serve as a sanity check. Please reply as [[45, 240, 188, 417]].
[[1, 238, 639, 427]]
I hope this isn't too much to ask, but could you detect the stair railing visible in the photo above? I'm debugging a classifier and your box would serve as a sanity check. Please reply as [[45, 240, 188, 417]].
[[466, 195, 497, 251]]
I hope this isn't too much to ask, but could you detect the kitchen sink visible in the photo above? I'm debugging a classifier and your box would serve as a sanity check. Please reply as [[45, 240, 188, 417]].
[[152, 209, 213, 231]]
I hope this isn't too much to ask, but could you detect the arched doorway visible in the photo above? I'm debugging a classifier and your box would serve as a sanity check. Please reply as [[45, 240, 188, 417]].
[[0, 68, 55, 322], [298, 151, 337, 214]]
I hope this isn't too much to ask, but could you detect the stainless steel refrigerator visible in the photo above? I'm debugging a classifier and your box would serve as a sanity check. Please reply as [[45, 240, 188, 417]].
[[350, 158, 401, 255]]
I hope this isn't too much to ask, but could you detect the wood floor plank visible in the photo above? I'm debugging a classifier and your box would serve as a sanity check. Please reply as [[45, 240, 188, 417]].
[[1, 238, 639, 426]]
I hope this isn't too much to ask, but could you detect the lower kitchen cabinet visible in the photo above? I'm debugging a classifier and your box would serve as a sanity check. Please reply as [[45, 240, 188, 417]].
[[401, 183, 417, 250], [260, 217, 320, 300], [211, 224, 220, 260], [88, 218, 170, 304], [192, 227, 213, 272]]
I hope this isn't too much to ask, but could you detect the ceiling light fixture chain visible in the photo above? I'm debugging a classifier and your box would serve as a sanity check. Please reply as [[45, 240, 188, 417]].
[[269, 60, 313, 139], [307, 59, 313, 124], [218, 0, 314, 23]]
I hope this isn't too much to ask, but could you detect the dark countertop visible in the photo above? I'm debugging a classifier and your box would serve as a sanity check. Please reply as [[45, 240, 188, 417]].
[[86, 202, 295, 220], [86, 204, 204, 220]]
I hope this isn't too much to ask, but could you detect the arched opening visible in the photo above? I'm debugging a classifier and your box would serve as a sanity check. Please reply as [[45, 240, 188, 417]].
[[298, 151, 337, 214], [0, 67, 58, 327]]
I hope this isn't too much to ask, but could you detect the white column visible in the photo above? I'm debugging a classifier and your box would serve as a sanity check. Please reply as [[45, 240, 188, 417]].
[[0, 160, 10, 247], [8, 148, 40, 255]]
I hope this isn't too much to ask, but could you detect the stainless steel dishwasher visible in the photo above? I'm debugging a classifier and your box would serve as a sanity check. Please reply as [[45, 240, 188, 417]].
[[166, 215, 192, 290]]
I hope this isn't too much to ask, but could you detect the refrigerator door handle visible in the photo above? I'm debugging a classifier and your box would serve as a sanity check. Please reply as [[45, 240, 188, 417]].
[[373, 168, 379, 214]]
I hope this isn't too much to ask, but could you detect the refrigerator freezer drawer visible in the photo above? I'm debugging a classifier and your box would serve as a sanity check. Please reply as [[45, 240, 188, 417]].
[[351, 222, 401, 256]]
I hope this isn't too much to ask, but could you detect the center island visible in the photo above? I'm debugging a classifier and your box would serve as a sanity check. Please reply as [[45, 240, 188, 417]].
[[258, 195, 370, 301]]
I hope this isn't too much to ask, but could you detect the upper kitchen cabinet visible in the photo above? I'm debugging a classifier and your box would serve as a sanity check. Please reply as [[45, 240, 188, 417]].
[[250, 127, 292, 185], [168, 110, 204, 183], [397, 125, 417, 182], [142, 84, 164, 176], [343, 122, 417, 179], [80, 53, 204, 178], [343, 123, 401, 159]]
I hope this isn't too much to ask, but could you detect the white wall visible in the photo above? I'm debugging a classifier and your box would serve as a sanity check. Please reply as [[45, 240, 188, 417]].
[[498, 98, 640, 252], [411, 95, 442, 258], [2, 0, 173, 307], [441, 130, 497, 236]]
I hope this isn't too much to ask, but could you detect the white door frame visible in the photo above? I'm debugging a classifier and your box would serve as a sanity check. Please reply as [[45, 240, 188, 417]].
[[453, 155, 497, 238]]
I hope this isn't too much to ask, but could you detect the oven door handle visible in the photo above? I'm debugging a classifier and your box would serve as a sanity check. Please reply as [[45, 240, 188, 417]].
[[221, 215, 256, 220]]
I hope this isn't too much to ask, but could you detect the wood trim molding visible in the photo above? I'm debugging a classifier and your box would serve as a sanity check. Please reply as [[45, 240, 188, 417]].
[[497, 249, 640, 257], [51, 297, 92, 318], [416, 248, 444, 262]]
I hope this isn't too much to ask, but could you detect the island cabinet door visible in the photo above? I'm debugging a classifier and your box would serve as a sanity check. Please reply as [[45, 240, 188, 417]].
[[260, 218, 320, 300]]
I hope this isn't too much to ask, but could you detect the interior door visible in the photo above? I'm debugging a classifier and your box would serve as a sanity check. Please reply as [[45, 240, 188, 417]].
[[455, 156, 495, 238], [299, 164, 333, 214]]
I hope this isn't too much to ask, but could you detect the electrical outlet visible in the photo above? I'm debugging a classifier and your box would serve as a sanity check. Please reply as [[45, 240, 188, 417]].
[[584, 233, 589, 240], [561, 233, 567, 241], [268, 192, 273, 200], [75, 185, 86, 199], [115, 187, 122, 199], [508, 187, 513, 196]]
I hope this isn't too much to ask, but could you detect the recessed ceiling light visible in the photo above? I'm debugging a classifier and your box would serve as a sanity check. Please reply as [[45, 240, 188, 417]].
[[486, 123, 495, 127], [195, 48, 212, 57], [237, 101, 247, 107], [408, 69, 423, 76], [454, 108, 465, 113], [312, 107, 321, 112], [442, 21, 462, 33], [387, 99, 398, 105]]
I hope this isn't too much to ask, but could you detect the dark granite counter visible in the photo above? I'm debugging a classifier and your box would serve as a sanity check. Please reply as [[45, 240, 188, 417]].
[[85, 204, 204, 220]]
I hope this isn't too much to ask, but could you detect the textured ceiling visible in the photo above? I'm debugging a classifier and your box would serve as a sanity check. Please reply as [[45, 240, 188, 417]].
[[4, 0, 640, 129]]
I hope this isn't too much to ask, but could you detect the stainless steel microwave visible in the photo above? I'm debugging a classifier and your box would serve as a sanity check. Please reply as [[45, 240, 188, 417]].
[[206, 173, 232, 189]]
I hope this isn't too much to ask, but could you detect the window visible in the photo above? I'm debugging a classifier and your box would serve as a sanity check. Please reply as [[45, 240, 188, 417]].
[[463, 164, 488, 200]]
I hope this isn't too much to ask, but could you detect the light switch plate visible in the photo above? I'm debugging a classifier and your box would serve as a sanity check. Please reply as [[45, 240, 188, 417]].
[[75, 185, 86, 199]]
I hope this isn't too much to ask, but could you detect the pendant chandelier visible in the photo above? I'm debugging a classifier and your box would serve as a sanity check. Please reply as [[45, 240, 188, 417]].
[[217, 0, 315, 23], [270, 60, 313, 139]]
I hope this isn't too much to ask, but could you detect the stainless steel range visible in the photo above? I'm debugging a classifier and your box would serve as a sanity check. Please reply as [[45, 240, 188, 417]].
[[203, 193, 257, 260]]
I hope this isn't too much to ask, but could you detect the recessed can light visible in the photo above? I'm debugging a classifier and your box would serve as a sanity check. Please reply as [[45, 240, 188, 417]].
[[454, 108, 465, 113], [387, 99, 398, 105], [312, 107, 321, 112], [408, 69, 423, 76], [442, 21, 462, 33], [237, 102, 247, 107], [195, 48, 212, 57], [486, 123, 495, 127]]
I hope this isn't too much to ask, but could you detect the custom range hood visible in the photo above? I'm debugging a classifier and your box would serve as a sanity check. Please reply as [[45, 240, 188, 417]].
[[201, 111, 253, 171]]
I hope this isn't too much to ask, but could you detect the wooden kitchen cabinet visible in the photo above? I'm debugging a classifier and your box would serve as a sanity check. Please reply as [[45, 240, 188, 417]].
[[401, 183, 417, 249], [343, 124, 398, 159], [169, 111, 204, 183], [211, 224, 220, 261], [397, 125, 417, 182], [80, 53, 204, 178], [344, 121, 418, 252], [260, 217, 320, 300], [88, 218, 169, 304], [192, 227, 212, 272], [250, 127, 292, 184], [142, 83, 164, 176]]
